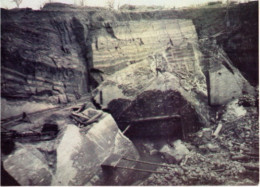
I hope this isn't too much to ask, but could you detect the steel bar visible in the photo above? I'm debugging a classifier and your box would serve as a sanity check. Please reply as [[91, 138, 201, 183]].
[[122, 157, 176, 169], [111, 165, 168, 174], [118, 115, 181, 124], [122, 125, 131, 134]]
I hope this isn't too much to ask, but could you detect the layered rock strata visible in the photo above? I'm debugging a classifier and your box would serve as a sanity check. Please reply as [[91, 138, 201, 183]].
[[92, 19, 197, 74], [92, 19, 210, 136], [1, 2, 257, 119], [1, 8, 94, 118]]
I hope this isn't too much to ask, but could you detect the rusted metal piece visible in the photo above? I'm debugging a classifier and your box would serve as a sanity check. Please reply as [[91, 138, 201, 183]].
[[2, 123, 59, 142], [118, 115, 181, 124]]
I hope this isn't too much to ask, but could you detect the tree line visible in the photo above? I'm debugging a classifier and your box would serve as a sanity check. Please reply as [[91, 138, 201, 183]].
[[9, 0, 116, 9]]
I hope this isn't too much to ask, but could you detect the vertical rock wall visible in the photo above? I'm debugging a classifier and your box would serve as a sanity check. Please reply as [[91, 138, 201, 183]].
[[1, 8, 95, 118], [1, 10, 91, 103], [91, 19, 198, 74]]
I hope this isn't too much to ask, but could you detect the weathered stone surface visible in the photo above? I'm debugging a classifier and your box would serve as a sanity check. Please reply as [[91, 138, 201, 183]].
[[1, 10, 91, 102], [93, 19, 211, 135], [2, 110, 139, 186], [1, 7, 95, 119], [92, 19, 198, 74], [52, 113, 139, 185], [3, 144, 53, 186], [1, 2, 257, 119], [189, 2, 258, 86], [205, 45, 254, 106], [209, 64, 242, 105]]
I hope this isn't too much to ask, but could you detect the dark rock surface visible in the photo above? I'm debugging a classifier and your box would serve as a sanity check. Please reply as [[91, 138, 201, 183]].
[[1, 2, 258, 119], [1, 8, 91, 104]]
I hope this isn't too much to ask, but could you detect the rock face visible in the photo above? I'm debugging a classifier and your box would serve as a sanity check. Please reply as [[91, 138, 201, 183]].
[[206, 46, 254, 106], [188, 2, 258, 86], [92, 18, 210, 136], [1, 2, 258, 186], [1, 5, 110, 118], [1, 2, 257, 119], [1, 9, 90, 103], [2, 111, 139, 186], [92, 19, 197, 74]]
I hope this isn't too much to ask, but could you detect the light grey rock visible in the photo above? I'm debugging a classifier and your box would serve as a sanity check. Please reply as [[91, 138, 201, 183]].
[[52, 112, 139, 186], [3, 111, 139, 186], [3, 144, 53, 186], [206, 143, 220, 152], [159, 140, 189, 164]]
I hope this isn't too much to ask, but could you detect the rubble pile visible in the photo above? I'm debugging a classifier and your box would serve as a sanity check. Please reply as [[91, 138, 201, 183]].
[[141, 99, 259, 185]]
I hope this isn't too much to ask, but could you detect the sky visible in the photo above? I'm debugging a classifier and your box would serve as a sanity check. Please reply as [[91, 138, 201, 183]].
[[0, 0, 255, 10]]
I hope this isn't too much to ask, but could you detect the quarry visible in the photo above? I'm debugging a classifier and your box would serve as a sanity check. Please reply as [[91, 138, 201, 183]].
[[1, 1, 259, 186]]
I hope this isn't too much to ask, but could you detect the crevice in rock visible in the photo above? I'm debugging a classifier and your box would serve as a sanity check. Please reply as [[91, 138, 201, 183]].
[[104, 22, 118, 39], [71, 17, 93, 92]]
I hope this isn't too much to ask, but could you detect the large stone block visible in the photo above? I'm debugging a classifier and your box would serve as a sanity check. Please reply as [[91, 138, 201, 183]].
[[208, 64, 242, 106], [2, 111, 139, 186]]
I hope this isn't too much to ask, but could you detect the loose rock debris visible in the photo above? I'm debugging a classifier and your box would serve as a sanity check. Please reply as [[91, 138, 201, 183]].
[[141, 104, 259, 185]]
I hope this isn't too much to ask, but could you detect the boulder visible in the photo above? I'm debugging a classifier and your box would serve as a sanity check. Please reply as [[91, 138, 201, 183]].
[[206, 143, 220, 152], [2, 111, 139, 186], [159, 140, 189, 164], [3, 144, 53, 186], [221, 99, 247, 122], [93, 50, 210, 136], [52, 112, 139, 185]]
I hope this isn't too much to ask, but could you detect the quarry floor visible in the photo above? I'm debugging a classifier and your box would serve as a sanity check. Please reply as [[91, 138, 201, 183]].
[[139, 106, 259, 185], [2, 100, 259, 186]]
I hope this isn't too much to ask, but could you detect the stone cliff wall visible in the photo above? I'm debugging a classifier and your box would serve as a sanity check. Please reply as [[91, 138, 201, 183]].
[[1, 9, 91, 104], [92, 19, 198, 74], [1, 2, 257, 118]]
